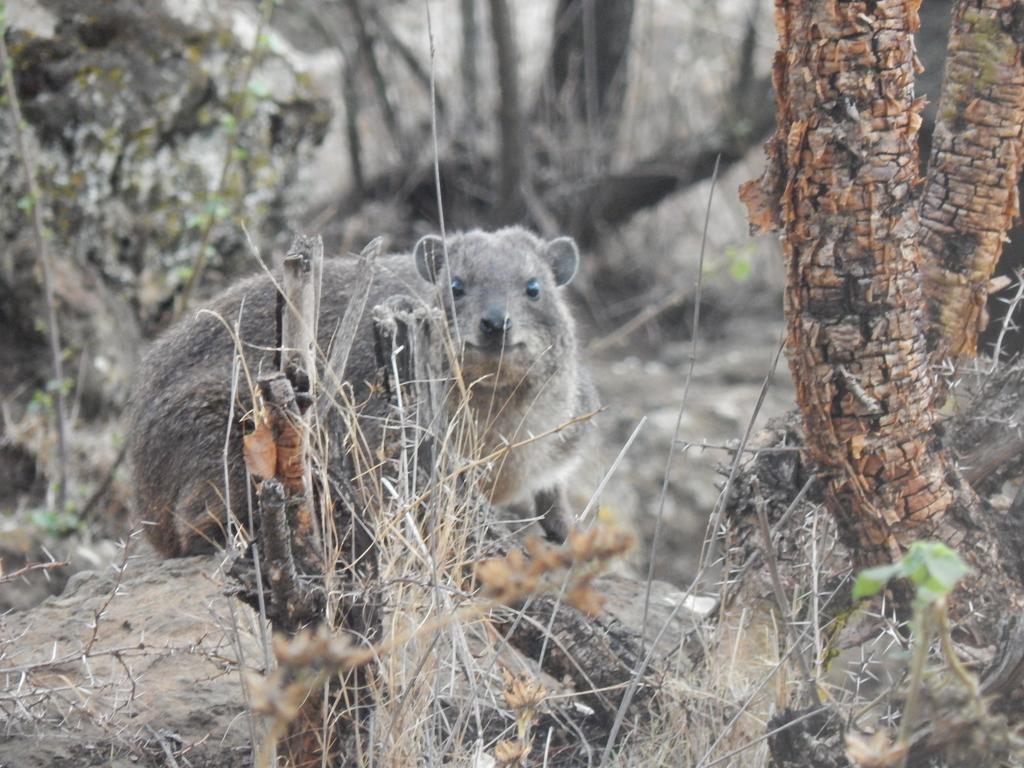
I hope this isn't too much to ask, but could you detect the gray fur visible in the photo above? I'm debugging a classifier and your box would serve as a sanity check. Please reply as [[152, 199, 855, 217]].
[[129, 227, 597, 556]]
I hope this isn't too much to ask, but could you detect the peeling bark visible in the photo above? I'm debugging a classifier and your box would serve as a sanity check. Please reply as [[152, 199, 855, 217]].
[[741, 1, 957, 563], [919, 0, 1024, 360]]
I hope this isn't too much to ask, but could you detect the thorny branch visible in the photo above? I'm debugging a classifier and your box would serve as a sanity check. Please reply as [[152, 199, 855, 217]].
[[0, 558, 68, 585]]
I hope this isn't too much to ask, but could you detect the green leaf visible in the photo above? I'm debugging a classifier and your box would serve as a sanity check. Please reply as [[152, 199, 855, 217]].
[[28, 389, 54, 413], [246, 81, 270, 99], [729, 256, 751, 281], [30, 505, 82, 536], [854, 541, 971, 608], [920, 543, 970, 592], [852, 563, 902, 600], [213, 199, 231, 221], [44, 377, 73, 396], [905, 541, 970, 593], [185, 212, 209, 230], [17, 194, 35, 211]]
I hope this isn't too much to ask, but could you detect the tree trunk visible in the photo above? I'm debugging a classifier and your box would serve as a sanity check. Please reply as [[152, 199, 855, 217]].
[[488, 0, 526, 224], [542, 0, 635, 136], [738, 0, 1024, 650], [741, 0, 957, 564], [919, 0, 1024, 361]]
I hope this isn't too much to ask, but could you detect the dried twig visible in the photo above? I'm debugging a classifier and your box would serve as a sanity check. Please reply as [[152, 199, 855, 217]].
[[752, 477, 820, 705], [84, 532, 137, 656], [0, 559, 69, 585]]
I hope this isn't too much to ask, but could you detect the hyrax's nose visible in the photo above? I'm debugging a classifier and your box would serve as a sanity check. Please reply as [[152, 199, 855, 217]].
[[480, 307, 512, 337]]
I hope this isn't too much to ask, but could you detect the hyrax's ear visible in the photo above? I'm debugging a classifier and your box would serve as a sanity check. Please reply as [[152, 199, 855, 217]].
[[543, 237, 580, 286], [414, 235, 445, 282]]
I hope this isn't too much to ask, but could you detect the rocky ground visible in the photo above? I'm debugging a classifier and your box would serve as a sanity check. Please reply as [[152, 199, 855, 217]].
[[581, 314, 793, 584], [0, 550, 262, 767]]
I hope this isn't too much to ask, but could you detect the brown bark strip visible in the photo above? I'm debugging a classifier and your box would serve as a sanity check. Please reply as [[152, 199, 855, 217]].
[[919, 0, 1024, 360], [251, 372, 322, 630], [741, 0, 955, 563]]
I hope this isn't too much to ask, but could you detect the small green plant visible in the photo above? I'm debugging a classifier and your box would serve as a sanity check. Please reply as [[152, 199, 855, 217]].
[[853, 540, 971, 610], [852, 541, 977, 766], [27, 377, 74, 415], [724, 243, 755, 281], [30, 504, 82, 536]]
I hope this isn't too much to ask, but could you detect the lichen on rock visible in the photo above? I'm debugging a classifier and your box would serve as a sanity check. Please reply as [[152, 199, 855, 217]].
[[1, 0, 331, 412]]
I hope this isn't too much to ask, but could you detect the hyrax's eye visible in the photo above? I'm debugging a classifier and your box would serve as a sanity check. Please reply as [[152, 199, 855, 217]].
[[451, 277, 465, 298], [525, 278, 541, 301]]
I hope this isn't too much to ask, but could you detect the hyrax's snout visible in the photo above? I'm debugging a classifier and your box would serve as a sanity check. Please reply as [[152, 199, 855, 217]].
[[479, 307, 512, 340]]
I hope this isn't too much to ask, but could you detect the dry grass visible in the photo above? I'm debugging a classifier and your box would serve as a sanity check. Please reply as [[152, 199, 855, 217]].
[[5, 288, 1020, 766], [222, 276, 642, 766]]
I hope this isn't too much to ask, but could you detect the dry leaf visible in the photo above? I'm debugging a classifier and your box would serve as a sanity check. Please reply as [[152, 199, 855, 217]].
[[243, 420, 276, 479], [845, 729, 906, 768]]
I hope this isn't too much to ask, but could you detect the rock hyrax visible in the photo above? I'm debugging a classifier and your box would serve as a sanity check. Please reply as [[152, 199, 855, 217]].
[[129, 227, 597, 556]]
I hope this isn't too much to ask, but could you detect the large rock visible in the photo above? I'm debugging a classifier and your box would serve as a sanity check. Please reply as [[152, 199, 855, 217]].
[[1, 0, 331, 413], [0, 551, 260, 767]]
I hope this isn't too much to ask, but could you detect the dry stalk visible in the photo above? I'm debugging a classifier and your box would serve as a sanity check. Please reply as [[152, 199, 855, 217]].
[[84, 530, 138, 656], [476, 526, 635, 614], [494, 669, 547, 767], [244, 516, 633, 765]]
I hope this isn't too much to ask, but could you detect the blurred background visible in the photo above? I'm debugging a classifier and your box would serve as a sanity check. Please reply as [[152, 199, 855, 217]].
[[0, 0, 1012, 609]]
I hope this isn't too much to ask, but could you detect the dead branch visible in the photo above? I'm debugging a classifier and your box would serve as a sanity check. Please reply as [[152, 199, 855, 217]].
[[318, 82, 773, 249], [367, 5, 443, 115], [0, 558, 69, 585], [257, 476, 317, 630], [276, 234, 322, 571], [244, 234, 325, 633], [541, 0, 635, 137], [343, 57, 366, 196], [347, 0, 404, 157], [920, 0, 1024, 360], [571, 74, 773, 245], [279, 234, 320, 397]]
